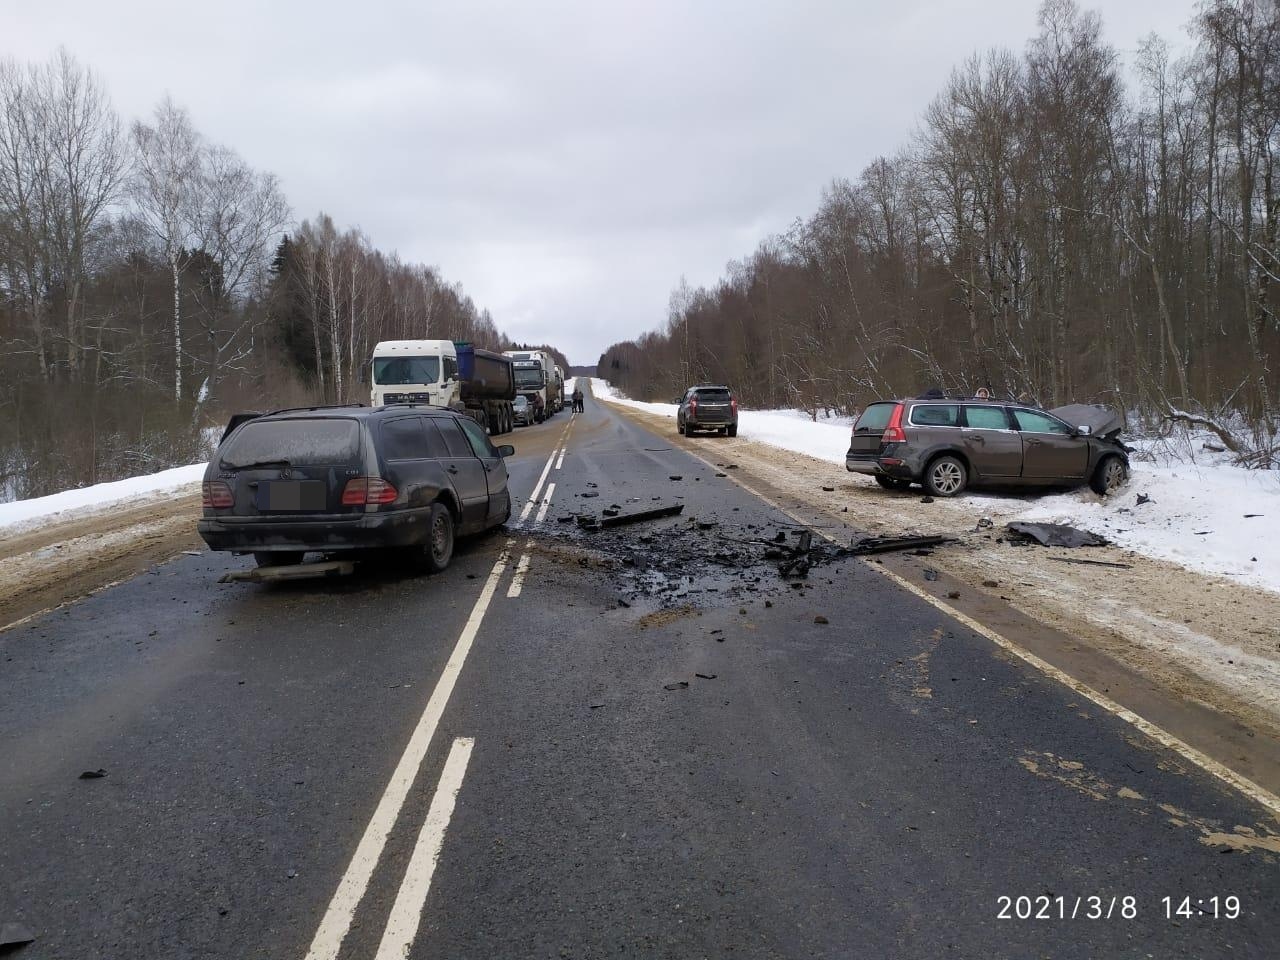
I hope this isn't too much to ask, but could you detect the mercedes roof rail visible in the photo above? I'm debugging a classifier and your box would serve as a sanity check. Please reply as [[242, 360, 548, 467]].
[[264, 402, 368, 416]]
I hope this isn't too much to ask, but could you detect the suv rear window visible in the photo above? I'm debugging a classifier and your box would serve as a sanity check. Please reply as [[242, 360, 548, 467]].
[[909, 404, 959, 427], [694, 388, 731, 401], [220, 418, 360, 468], [854, 402, 897, 432]]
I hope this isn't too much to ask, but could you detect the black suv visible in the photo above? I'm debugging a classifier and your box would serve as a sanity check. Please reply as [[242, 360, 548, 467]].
[[198, 404, 514, 571], [676, 385, 738, 437]]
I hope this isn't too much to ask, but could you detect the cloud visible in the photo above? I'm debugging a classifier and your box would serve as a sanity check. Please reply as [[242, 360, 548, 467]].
[[3, 0, 1201, 363]]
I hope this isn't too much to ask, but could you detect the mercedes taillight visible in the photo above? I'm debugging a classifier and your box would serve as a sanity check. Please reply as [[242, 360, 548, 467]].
[[341, 477, 398, 505], [202, 481, 233, 509]]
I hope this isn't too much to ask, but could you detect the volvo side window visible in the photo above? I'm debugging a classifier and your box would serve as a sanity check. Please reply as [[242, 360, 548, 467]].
[[963, 406, 1011, 430], [1012, 409, 1073, 435], [909, 404, 959, 427]]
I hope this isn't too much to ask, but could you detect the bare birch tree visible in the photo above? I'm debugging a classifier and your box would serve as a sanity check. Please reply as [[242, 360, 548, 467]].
[[131, 96, 199, 403]]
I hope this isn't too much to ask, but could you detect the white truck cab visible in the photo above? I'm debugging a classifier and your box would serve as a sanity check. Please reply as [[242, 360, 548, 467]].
[[369, 339, 460, 409]]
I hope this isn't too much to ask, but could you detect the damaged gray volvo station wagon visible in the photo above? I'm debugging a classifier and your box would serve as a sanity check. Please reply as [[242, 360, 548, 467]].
[[846, 399, 1129, 498], [198, 404, 513, 571]]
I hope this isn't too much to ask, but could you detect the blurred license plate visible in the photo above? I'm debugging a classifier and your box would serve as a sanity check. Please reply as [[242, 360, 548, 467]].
[[260, 481, 326, 511]]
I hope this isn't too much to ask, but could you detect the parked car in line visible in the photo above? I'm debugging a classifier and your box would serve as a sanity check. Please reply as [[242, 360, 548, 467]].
[[845, 398, 1129, 498], [512, 395, 532, 427], [675, 385, 738, 437], [199, 404, 514, 571]]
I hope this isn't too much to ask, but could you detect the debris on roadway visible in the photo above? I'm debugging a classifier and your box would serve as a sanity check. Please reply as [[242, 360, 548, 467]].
[[0, 922, 36, 951], [576, 503, 685, 531], [847, 534, 957, 557], [219, 559, 356, 584], [1005, 522, 1109, 548], [1047, 556, 1133, 570]]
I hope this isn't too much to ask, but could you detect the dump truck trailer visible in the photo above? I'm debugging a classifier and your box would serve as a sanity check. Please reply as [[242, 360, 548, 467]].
[[456, 343, 517, 433]]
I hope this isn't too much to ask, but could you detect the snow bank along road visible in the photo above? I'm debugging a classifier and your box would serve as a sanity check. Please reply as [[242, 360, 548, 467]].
[[1, 382, 1278, 959]]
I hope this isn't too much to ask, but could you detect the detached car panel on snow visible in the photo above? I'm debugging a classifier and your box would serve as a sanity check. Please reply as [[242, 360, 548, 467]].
[[198, 405, 513, 569], [845, 399, 1129, 498]]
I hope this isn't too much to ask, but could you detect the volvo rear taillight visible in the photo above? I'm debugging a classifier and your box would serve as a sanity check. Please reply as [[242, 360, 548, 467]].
[[731, 398, 738, 415], [341, 477, 398, 505], [689, 397, 698, 415], [882, 403, 907, 444], [202, 481, 233, 509]]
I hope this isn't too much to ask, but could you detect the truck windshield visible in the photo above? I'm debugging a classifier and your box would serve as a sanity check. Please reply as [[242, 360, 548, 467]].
[[514, 365, 544, 388], [374, 356, 440, 385]]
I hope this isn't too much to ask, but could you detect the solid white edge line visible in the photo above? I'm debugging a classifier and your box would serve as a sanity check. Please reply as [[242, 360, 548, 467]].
[[303, 542, 513, 960], [373, 736, 475, 960], [534, 482, 555, 525], [598, 395, 1280, 819]]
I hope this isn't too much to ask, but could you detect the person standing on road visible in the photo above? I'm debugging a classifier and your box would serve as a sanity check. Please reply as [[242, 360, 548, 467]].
[[572, 387, 584, 413]]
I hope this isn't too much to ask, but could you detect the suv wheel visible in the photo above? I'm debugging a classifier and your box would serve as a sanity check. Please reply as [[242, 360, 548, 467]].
[[924, 456, 967, 497], [727, 424, 738, 438], [254, 550, 304, 568], [677, 419, 686, 436], [1089, 456, 1128, 496], [423, 502, 455, 573]]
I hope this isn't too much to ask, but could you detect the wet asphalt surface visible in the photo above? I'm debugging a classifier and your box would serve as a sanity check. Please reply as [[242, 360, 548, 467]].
[[1, 384, 1278, 959]]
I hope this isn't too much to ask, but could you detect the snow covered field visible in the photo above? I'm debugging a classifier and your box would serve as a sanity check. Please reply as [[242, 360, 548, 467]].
[[0, 463, 206, 536], [591, 378, 1280, 594]]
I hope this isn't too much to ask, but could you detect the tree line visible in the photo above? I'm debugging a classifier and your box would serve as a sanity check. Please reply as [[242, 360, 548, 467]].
[[599, 0, 1280, 465], [0, 50, 508, 500]]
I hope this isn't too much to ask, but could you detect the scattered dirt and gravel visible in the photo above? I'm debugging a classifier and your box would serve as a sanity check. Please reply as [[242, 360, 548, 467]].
[[600, 399, 1280, 748], [0, 486, 202, 630]]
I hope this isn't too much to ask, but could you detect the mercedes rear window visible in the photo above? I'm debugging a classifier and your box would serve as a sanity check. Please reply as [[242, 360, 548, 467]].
[[854, 402, 897, 431], [220, 418, 360, 468]]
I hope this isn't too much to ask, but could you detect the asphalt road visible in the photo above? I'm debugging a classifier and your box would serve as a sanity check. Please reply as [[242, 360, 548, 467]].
[[2, 382, 1277, 959]]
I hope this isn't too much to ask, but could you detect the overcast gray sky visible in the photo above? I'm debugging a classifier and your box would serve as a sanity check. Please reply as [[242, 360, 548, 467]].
[[6, 1, 1200, 363]]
